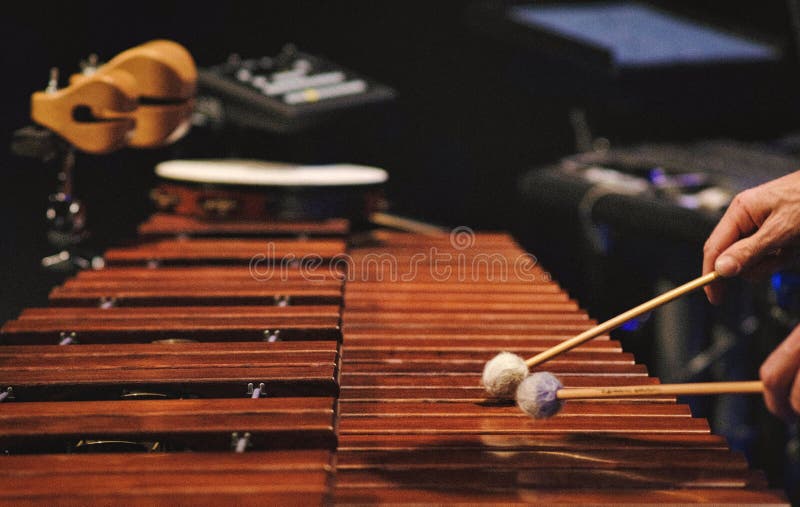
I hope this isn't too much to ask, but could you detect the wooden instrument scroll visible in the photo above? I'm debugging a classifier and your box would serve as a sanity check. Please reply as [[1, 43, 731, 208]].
[[31, 40, 196, 153]]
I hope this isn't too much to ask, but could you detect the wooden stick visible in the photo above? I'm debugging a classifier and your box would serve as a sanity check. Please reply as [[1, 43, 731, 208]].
[[525, 271, 720, 368], [556, 380, 763, 400], [369, 212, 446, 236]]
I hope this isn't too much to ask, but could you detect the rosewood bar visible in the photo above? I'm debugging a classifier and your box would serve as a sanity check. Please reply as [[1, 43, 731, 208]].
[[0, 219, 788, 505]]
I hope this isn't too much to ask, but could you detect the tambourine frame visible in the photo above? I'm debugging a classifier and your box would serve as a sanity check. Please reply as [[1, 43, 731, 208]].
[[151, 178, 386, 222]]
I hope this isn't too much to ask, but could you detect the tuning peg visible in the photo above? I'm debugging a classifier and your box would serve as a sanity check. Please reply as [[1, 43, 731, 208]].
[[45, 67, 59, 93], [78, 53, 100, 76]]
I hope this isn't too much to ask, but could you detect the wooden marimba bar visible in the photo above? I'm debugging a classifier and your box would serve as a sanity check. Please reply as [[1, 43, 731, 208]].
[[0, 215, 789, 505], [0, 216, 346, 505], [335, 231, 788, 505]]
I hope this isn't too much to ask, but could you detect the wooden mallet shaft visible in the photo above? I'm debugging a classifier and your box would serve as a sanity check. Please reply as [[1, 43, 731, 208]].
[[556, 380, 763, 400], [525, 271, 721, 368], [369, 212, 446, 236]]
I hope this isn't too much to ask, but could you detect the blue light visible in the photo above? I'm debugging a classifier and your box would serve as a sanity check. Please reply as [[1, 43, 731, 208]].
[[620, 319, 640, 331], [509, 3, 778, 68], [649, 167, 667, 185], [772, 272, 783, 293], [771, 271, 800, 310]]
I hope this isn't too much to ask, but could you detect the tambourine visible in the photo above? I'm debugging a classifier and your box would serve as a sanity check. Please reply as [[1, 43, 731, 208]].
[[151, 159, 389, 221]]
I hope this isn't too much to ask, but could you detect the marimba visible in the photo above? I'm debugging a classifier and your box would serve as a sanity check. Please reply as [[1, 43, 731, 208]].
[[0, 212, 789, 505]]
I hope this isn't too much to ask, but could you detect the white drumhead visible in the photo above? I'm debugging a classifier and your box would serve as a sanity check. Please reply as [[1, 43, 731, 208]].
[[155, 159, 389, 187]]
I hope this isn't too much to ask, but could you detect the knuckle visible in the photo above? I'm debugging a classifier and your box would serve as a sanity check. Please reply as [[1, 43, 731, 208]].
[[735, 189, 755, 207], [730, 193, 747, 209], [736, 243, 752, 260]]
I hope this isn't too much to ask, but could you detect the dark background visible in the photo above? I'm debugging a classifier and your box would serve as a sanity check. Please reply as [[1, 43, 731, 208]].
[[3, 1, 798, 307], [2, 0, 800, 499]]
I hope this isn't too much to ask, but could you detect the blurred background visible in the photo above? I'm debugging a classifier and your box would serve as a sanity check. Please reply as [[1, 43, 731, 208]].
[[2, 0, 800, 501]]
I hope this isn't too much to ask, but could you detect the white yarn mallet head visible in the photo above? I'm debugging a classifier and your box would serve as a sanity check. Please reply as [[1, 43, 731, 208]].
[[481, 352, 529, 398]]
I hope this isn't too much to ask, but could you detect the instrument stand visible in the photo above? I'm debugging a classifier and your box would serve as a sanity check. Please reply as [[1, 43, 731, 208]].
[[43, 145, 107, 272], [11, 125, 102, 273]]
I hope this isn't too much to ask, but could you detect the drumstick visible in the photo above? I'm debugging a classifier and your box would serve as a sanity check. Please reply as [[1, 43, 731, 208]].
[[482, 271, 721, 398], [516, 371, 763, 418]]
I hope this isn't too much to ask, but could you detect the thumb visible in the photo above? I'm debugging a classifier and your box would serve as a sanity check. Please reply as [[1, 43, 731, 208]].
[[715, 227, 780, 277]]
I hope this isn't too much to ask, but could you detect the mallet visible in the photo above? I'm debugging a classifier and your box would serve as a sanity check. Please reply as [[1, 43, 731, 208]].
[[516, 371, 763, 419], [482, 271, 721, 398]]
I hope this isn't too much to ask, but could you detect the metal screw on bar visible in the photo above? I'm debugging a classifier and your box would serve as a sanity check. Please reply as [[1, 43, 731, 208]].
[[231, 432, 251, 453], [274, 295, 290, 307], [99, 297, 116, 309], [263, 329, 281, 342], [0, 387, 12, 402], [247, 382, 266, 399], [59, 331, 77, 345]]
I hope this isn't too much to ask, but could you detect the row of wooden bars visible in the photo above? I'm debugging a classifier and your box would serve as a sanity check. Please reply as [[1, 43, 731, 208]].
[[0, 212, 788, 505]]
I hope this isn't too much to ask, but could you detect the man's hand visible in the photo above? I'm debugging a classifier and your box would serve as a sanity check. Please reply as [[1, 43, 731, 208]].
[[760, 323, 800, 422], [703, 170, 800, 421], [703, 170, 800, 305]]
